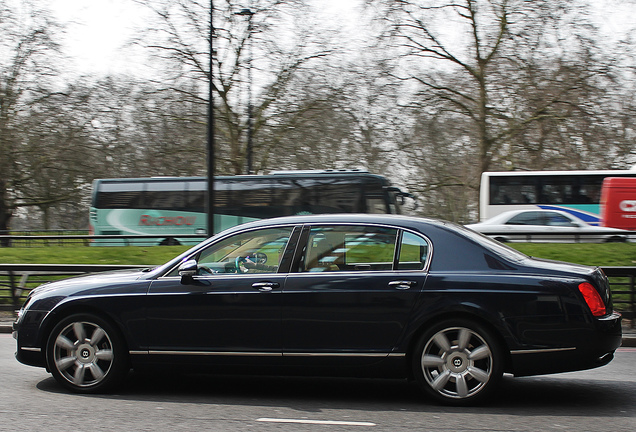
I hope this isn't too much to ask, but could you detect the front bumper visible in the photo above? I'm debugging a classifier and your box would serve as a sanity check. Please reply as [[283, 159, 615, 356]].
[[13, 310, 49, 368]]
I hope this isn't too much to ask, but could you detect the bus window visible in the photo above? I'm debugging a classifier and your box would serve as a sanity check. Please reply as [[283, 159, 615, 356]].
[[480, 169, 636, 224], [90, 171, 411, 245]]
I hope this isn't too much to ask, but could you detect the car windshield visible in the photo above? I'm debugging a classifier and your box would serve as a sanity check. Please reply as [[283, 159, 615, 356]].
[[456, 223, 529, 263]]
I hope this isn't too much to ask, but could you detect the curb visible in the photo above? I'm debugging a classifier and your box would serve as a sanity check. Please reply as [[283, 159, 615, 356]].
[[620, 335, 636, 347], [2, 323, 636, 346]]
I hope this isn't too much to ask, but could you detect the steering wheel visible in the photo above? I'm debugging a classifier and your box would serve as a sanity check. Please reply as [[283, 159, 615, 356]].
[[235, 256, 248, 273], [251, 252, 268, 264], [235, 252, 268, 273]]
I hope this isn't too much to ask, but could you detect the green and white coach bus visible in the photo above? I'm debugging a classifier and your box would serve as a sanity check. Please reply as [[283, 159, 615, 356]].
[[89, 170, 413, 246]]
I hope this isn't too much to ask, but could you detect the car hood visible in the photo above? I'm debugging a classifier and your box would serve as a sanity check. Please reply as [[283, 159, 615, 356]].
[[29, 268, 150, 299]]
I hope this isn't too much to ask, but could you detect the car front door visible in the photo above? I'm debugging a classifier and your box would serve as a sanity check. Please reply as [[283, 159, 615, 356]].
[[282, 225, 429, 365], [145, 226, 298, 365]]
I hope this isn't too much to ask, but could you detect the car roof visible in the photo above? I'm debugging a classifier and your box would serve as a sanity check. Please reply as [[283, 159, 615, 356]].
[[221, 213, 452, 232]]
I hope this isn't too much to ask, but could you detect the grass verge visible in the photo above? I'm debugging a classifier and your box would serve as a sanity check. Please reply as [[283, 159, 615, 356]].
[[1, 243, 636, 266]]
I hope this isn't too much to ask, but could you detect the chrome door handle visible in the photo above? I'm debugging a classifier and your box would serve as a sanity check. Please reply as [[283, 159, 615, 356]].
[[252, 282, 280, 292], [388, 280, 416, 290]]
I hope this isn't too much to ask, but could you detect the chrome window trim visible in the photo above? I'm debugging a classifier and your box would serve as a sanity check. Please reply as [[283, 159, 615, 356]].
[[298, 222, 433, 273], [157, 221, 433, 279], [157, 224, 300, 279]]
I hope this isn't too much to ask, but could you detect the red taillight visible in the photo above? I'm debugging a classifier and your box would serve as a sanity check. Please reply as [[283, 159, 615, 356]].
[[578, 282, 606, 317]]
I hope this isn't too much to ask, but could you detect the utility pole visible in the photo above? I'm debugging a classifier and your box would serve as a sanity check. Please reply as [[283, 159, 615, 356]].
[[237, 8, 255, 174], [207, 0, 215, 237]]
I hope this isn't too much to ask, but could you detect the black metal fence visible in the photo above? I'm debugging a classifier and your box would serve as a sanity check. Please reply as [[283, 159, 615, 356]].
[[1, 263, 634, 327], [0, 234, 207, 247], [1, 231, 635, 247]]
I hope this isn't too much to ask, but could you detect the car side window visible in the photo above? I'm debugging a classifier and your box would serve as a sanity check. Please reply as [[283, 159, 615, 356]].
[[397, 231, 429, 270], [547, 214, 577, 227], [301, 225, 398, 272], [507, 212, 543, 225], [169, 227, 294, 276]]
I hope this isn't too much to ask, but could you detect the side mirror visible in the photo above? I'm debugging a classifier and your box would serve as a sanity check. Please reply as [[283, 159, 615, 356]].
[[178, 259, 198, 278]]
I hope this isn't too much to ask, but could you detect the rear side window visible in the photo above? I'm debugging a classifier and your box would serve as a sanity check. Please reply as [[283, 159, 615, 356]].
[[302, 226, 398, 272], [397, 232, 428, 270], [506, 212, 544, 225], [546, 214, 577, 227], [299, 225, 429, 272]]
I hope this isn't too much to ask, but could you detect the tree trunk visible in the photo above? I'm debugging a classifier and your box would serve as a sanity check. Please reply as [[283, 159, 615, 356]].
[[0, 180, 12, 247]]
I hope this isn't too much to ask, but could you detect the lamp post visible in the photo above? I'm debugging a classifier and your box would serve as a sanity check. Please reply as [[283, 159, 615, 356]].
[[207, 0, 215, 237], [236, 8, 254, 175]]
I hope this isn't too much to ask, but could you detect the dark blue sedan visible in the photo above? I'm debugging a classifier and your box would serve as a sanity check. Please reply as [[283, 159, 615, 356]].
[[13, 214, 622, 405]]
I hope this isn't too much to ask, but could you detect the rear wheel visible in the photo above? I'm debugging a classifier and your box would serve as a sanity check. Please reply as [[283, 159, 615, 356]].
[[413, 319, 503, 405], [46, 314, 128, 393]]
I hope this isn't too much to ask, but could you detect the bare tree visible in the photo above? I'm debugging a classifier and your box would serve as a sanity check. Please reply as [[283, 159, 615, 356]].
[[0, 0, 68, 242], [369, 0, 620, 220], [134, 0, 330, 175]]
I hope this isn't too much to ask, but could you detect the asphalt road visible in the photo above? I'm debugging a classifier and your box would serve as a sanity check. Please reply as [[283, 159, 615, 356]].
[[1, 334, 635, 432]]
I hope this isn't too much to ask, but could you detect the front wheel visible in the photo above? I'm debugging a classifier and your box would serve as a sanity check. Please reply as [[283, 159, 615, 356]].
[[413, 319, 504, 405], [46, 314, 129, 393]]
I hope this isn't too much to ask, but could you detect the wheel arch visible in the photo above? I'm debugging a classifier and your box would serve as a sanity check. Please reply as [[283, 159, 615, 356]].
[[39, 302, 131, 360]]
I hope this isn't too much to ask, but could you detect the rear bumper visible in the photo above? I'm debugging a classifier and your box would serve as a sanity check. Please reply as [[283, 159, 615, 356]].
[[509, 312, 622, 377]]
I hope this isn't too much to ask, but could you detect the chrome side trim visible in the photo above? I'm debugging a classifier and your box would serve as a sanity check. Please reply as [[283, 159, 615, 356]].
[[147, 351, 282, 357], [21, 347, 41, 353], [510, 347, 576, 355], [284, 352, 393, 358], [129, 350, 404, 358]]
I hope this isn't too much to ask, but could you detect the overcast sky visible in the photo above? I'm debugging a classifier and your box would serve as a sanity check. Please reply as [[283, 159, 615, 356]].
[[48, 0, 363, 75], [48, 0, 635, 75]]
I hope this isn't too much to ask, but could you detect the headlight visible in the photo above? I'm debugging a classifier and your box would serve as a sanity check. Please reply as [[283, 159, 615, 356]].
[[15, 296, 32, 323]]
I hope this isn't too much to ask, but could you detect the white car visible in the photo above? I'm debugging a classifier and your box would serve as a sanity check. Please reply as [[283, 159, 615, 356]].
[[466, 209, 628, 243]]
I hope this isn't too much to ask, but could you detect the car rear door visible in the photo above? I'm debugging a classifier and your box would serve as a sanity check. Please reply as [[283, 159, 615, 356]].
[[282, 224, 429, 365]]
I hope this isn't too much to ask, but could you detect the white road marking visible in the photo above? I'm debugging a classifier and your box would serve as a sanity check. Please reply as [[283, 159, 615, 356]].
[[257, 418, 376, 426]]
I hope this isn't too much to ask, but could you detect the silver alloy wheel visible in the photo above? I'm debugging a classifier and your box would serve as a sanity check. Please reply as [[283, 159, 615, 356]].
[[420, 326, 493, 400], [52, 321, 114, 388]]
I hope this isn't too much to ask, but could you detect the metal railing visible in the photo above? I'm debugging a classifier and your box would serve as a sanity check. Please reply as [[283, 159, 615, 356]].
[[598, 267, 636, 326], [1, 264, 634, 326], [0, 234, 207, 247], [474, 230, 633, 243], [1, 231, 635, 246]]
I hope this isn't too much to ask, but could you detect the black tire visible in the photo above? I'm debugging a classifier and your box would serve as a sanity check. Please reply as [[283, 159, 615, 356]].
[[412, 318, 504, 405], [604, 236, 626, 243], [160, 237, 181, 246], [46, 313, 129, 393]]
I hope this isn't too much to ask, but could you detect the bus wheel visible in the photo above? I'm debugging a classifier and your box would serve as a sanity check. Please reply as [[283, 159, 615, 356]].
[[604, 236, 626, 243], [160, 237, 180, 246]]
